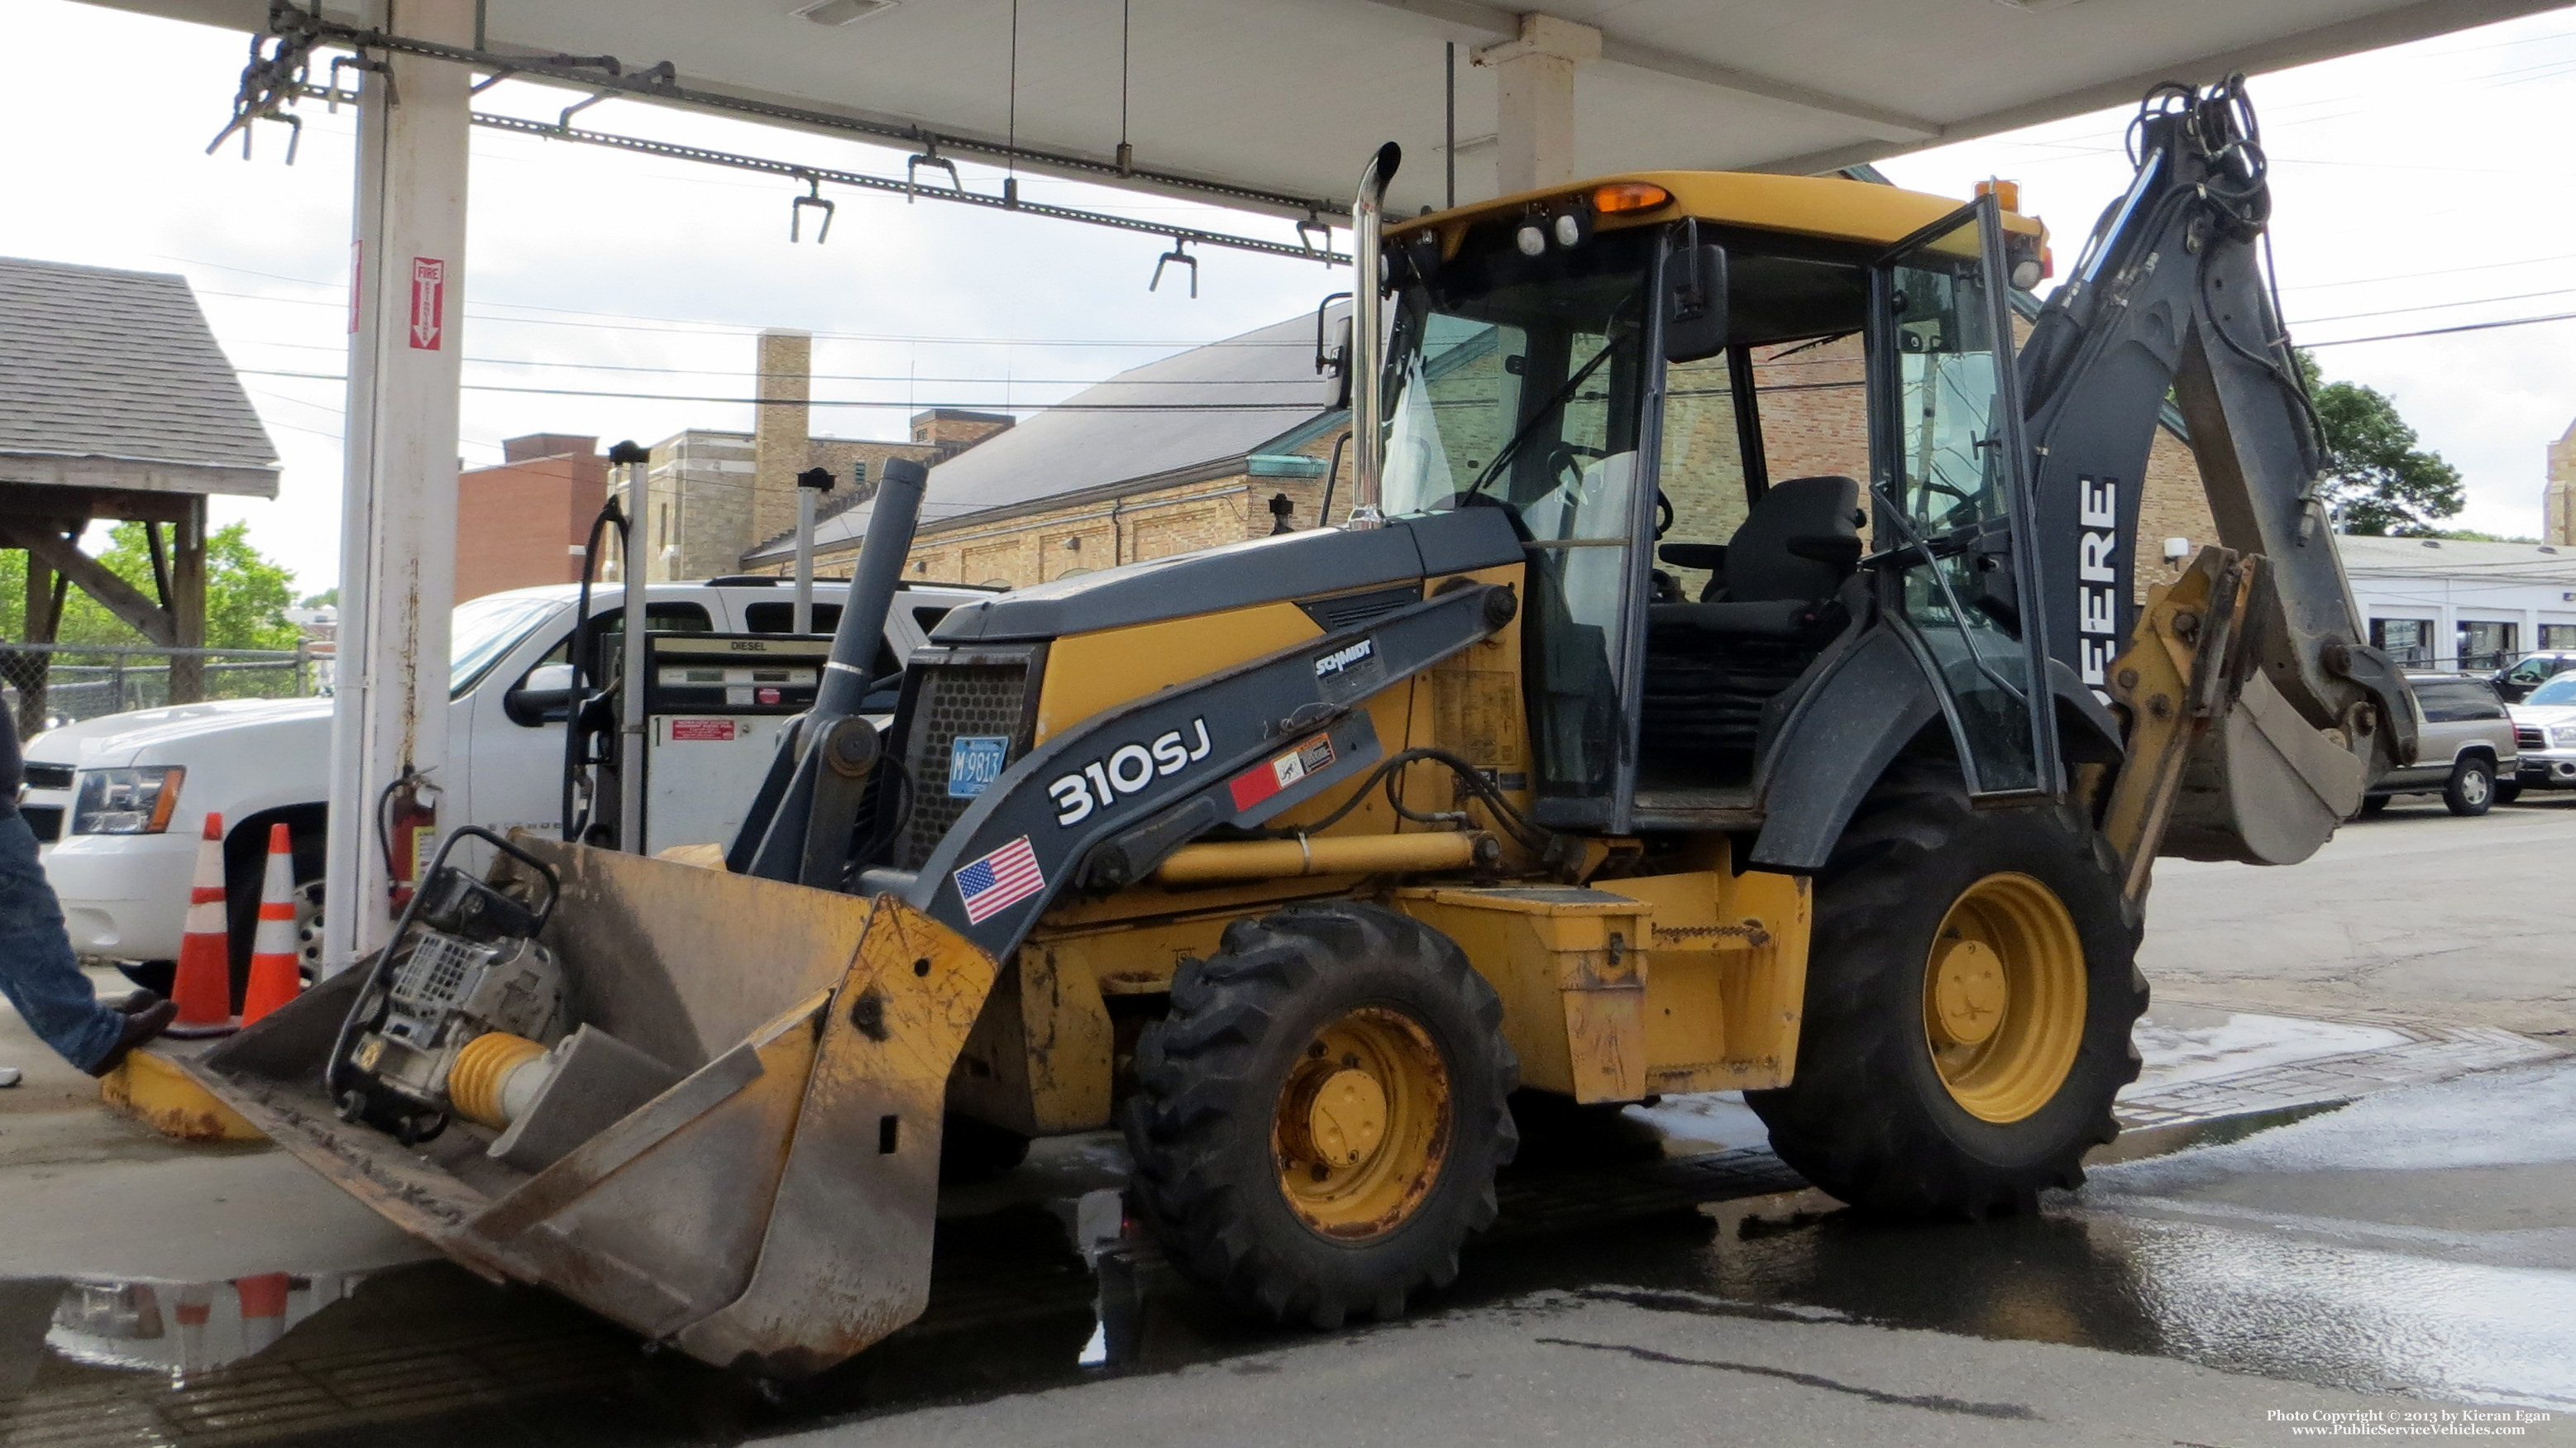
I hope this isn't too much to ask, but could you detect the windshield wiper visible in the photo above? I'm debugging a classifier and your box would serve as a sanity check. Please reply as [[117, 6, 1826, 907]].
[[1461, 309, 1638, 503]]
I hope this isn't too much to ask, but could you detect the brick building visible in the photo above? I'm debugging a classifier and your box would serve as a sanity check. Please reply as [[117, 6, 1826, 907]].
[[453, 433, 609, 600], [641, 328, 1012, 581], [741, 309, 1346, 586], [2546, 415, 2576, 547]]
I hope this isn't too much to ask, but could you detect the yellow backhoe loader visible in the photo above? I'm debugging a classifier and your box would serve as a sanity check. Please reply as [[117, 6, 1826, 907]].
[[188, 77, 2413, 1378]]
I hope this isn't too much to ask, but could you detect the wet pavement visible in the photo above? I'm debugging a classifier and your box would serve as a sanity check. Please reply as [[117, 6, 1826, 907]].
[[2, 1037, 2569, 1447]]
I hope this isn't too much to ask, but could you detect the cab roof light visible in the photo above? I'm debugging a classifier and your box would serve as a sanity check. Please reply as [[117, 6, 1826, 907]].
[[1975, 178, 2023, 213], [1590, 182, 1670, 214]]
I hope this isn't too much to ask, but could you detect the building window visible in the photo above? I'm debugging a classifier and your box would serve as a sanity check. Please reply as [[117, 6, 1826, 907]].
[[853, 460, 868, 486], [2544, 623, 2576, 651], [2373, 618, 2433, 666], [2457, 619, 2517, 671]]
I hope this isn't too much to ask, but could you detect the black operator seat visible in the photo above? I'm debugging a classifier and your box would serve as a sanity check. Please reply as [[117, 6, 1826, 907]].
[[1650, 475, 1865, 638]]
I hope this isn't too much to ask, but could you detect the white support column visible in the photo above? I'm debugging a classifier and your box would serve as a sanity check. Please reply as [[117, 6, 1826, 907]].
[[1474, 13, 1600, 195], [323, 0, 473, 969]]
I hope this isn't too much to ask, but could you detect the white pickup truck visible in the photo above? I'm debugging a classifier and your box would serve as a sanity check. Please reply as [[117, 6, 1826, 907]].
[[21, 577, 984, 992]]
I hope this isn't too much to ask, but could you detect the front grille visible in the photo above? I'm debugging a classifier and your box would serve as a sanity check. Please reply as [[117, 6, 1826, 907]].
[[2517, 727, 2546, 748], [20, 805, 63, 843], [22, 763, 73, 791], [896, 657, 1032, 869]]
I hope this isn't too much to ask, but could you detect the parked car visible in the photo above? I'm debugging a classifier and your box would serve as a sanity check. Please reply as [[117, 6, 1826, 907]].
[[2492, 651, 2576, 704], [2507, 670, 2576, 794], [18, 577, 986, 992], [2359, 671, 2518, 817]]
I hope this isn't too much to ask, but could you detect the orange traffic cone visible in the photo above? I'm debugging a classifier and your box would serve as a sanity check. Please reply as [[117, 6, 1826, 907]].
[[166, 814, 237, 1038], [240, 824, 303, 1025], [235, 1272, 291, 1353]]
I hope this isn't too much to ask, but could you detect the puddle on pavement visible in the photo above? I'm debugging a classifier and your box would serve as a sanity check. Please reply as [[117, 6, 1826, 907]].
[[3, 1062, 2568, 1443]]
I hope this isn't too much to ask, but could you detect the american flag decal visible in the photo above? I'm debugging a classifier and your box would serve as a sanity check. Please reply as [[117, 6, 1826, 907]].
[[953, 835, 1047, 925]]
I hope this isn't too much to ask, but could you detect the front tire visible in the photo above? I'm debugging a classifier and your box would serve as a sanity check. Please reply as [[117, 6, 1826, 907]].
[[2494, 780, 2523, 805], [1123, 902, 1517, 1328], [2443, 757, 2495, 816], [1747, 764, 2146, 1216]]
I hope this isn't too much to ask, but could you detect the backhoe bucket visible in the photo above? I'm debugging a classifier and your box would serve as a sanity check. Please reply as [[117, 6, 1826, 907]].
[[176, 837, 1000, 1379]]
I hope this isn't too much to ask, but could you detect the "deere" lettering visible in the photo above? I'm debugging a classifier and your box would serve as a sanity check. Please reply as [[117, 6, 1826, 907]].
[[2077, 475, 2120, 699]]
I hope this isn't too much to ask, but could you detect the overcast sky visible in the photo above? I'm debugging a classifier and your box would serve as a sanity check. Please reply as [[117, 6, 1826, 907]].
[[6, 1, 2573, 596]]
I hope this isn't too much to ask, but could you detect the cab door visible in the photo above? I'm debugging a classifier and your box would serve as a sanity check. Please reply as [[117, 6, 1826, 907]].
[[1866, 197, 2061, 798]]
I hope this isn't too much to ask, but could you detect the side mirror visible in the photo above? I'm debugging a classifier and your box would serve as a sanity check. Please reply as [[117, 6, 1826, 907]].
[[1664, 241, 1728, 363], [1314, 293, 1355, 411], [504, 661, 577, 727]]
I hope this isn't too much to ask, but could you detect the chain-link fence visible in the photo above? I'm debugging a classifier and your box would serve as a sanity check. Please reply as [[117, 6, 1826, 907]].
[[2, 641, 329, 736]]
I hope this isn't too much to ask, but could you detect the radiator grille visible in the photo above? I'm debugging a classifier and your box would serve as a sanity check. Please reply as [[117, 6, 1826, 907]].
[[20, 805, 63, 843], [2517, 726, 2546, 748], [897, 660, 1031, 869]]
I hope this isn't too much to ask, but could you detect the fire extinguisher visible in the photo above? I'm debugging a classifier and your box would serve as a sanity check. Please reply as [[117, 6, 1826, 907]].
[[380, 767, 442, 910]]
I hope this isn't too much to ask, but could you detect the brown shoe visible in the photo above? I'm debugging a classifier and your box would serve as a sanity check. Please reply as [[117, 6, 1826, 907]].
[[88, 998, 178, 1078]]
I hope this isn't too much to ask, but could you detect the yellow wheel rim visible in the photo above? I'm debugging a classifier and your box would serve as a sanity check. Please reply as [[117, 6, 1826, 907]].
[[1921, 872, 2086, 1124], [1272, 1006, 1452, 1240]]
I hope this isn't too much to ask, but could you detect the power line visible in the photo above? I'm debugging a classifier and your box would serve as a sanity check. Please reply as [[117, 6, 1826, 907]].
[[191, 283, 1312, 347], [235, 368, 1321, 412], [232, 353, 1333, 387], [2302, 308, 2576, 349], [2292, 285, 2576, 327]]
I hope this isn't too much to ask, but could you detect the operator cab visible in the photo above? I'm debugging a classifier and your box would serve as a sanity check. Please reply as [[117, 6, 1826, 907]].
[[1378, 175, 2055, 831]]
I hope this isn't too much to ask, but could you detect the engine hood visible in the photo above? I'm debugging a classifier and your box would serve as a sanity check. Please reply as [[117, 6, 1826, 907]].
[[2509, 703, 2576, 729], [26, 695, 333, 767], [928, 508, 1523, 644]]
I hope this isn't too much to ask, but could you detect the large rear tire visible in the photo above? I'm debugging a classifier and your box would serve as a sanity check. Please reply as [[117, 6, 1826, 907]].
[[1123, 902, 1517, 1328], [1746, 764, 2145, 1216]]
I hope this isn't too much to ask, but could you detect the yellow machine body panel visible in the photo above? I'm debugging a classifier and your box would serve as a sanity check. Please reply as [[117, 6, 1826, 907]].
[[1388, 170, 2043, 255], [936, 552, 1810, 1132], [1033, 597, 1328, 745]]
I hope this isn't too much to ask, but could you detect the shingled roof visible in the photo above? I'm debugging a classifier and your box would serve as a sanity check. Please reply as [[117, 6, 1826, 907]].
[[743, 307, 1338, 568], [0, 256, 280, 496]]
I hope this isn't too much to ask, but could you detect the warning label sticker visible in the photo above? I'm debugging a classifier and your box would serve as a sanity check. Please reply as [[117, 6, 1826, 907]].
[[1228, 733, 1336, 812], [668, 719, 736, 742]]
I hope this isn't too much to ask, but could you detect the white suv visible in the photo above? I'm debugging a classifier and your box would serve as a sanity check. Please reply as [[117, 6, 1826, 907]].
[[18, 578, 982, 992], [2509, 671, 2576, 794]]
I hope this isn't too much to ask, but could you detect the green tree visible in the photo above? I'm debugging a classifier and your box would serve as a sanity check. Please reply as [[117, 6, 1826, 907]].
[[2294, 351, 2465, 536], [1, 521, 300, 648]]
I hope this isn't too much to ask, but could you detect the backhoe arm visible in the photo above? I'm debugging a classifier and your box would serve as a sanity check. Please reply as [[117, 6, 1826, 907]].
[[2014, 78, 2415, 871]]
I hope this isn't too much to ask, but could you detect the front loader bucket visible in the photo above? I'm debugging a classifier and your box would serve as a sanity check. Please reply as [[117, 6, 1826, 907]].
[[178, 838, 999, 1379]]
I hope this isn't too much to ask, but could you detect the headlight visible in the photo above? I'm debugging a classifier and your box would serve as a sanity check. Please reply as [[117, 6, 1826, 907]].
[[2552, 726, 2576, 748], [71, 767, 186, 835]]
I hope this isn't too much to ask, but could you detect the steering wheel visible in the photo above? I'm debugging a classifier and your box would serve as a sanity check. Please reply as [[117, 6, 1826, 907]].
[[1541, 442, 1587, 495]]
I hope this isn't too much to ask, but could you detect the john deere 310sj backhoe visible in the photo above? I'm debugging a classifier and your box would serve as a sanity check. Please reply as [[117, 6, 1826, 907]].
[[192, 78, 2412, 1377]]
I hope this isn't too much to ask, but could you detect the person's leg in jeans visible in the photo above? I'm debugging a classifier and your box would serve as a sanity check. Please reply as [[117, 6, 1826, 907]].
[[0, 813, 127, 1073]]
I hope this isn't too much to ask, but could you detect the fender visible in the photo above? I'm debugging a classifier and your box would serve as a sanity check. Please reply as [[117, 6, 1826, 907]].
[[1747, 626, 1943, 873], [2050, 657, 2127, 766]]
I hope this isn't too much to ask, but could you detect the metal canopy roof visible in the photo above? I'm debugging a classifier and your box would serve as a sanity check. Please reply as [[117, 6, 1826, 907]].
[[91, 0, 2557, 222]]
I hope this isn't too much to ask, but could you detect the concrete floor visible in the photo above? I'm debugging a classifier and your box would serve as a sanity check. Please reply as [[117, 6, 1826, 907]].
[[1, 796, 2569, 1445], [2143, 788, 2576, 1037]]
